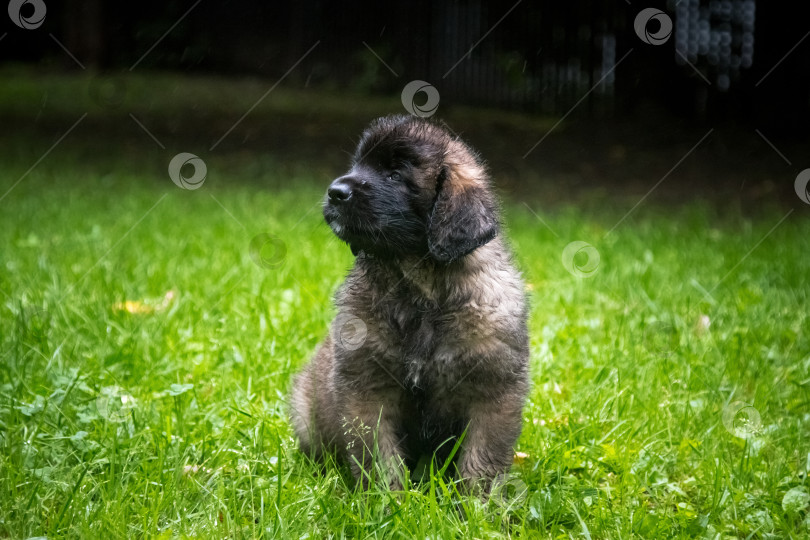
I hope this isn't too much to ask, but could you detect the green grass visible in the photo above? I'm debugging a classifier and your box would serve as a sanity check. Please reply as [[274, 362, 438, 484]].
[[1, 69, 810, 538]]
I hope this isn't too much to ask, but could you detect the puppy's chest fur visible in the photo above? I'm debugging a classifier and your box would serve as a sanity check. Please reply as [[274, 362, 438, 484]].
[[362, 255, 512, 394], [388, 296, 455, 391]]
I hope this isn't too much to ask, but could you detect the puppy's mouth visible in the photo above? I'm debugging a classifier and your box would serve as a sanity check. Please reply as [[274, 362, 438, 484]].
[[326, 216, 375, 244], [323, 194, 428, 259], [324, 203, 368, 241], [327, 218, 351, 239]]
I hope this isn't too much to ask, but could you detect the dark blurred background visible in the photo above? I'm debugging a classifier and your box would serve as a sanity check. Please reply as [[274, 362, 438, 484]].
[[2, 0, 808, 207]]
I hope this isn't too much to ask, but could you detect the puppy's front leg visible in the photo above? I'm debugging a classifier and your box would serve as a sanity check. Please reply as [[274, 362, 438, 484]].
[[457, 396, 524, 492], [342, 394, 406, 490]]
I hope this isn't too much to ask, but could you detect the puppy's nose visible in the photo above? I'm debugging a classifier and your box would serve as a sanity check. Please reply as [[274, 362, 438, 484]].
[[327, 177, 354, 203]]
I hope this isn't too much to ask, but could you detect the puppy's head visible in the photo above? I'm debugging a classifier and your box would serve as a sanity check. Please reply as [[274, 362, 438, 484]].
[[323, 115, 499, 263]]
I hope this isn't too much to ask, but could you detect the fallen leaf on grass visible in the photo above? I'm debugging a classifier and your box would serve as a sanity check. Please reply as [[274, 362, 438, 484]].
[[514, 451, 530, 464], [113, 290, 176, 314]]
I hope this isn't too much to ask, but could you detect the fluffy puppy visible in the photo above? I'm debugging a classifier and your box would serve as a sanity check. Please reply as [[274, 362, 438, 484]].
[[289, 115, 529, 491]]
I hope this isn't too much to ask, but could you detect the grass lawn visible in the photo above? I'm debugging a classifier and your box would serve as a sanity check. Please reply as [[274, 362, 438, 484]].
[[1, 69, 809, 538]]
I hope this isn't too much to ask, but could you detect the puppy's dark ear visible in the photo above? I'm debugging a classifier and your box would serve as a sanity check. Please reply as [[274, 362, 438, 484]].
[[428, 165, 499, 264]]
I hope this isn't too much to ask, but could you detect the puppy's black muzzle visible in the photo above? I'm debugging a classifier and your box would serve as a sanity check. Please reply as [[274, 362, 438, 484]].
[[327, 176, 357, 204]]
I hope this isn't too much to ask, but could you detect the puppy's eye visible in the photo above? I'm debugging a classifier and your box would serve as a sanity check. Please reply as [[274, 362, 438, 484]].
[[387, 171, 401, 182]]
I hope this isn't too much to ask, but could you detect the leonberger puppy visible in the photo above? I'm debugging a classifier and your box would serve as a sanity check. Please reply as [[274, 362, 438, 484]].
[[289, 115, 529, 491]]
